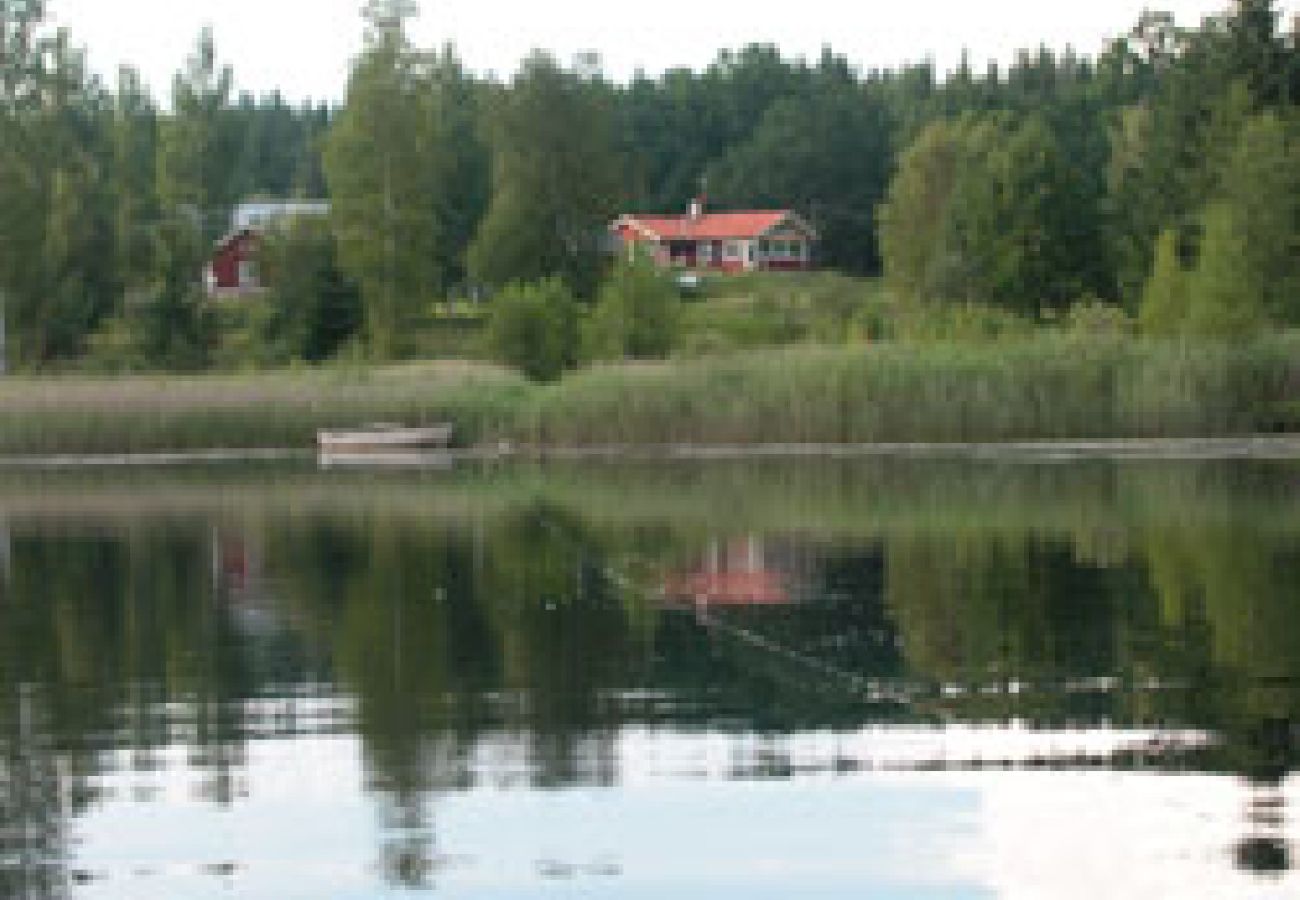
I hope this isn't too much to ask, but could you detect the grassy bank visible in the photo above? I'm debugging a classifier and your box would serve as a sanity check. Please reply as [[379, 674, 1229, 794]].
[[525, 334, 1300, 446], [0, 361, 529, 455], [2, 334, 1299, 455]]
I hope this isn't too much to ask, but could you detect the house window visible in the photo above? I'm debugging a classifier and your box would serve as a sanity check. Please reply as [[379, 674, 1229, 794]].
[[723, 241, 740, 261], [698, 242, 712, 263], [238, 259, 259, 287]]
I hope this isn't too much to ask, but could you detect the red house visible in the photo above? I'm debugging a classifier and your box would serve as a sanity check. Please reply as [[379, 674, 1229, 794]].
[[612, 200, 817, 273], [204, 200, 330, 299], [204, 229, 263, 299]]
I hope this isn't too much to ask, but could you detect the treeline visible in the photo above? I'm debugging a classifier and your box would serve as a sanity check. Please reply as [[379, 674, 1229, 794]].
[[1, 0, 1298, 370], [879, 4, 1300, 332]]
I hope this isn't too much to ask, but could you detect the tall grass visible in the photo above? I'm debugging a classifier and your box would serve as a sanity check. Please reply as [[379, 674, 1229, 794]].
[[0, 361, 529, 455], [526, 333, 1300, 447], [2, 334, 1298, 455]]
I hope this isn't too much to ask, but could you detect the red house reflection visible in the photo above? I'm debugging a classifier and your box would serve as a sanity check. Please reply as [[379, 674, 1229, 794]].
[[662, 536, 796, 608]]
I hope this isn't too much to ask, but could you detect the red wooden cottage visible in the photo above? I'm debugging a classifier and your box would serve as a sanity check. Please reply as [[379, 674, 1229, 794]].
[[204, 200, 330, 299], [611, 200, 817, 273], [204, 229, 263, 299]]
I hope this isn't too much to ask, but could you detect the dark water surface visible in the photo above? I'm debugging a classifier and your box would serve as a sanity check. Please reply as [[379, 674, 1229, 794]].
[[2, 457, 1299, 898]]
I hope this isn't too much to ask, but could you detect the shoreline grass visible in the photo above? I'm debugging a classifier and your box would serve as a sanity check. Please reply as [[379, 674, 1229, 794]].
[[2, 335, 1298, 456]]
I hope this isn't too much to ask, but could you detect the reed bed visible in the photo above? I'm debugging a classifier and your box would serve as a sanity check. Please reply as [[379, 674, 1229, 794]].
[[2, 335, 1298, 455], [0, 360, 529, 455], [526, 334, 1300, 447]]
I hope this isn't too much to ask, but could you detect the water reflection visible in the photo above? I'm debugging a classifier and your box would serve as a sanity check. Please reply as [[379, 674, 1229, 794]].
[[0, 457, 1299, 895]]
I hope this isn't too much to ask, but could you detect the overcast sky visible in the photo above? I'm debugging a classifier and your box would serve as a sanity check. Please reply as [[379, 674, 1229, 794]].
[[50, 1, 1299, 103]]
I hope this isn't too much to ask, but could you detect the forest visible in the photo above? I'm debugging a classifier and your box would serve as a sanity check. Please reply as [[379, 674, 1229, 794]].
[[0, 0, 1298, 373]]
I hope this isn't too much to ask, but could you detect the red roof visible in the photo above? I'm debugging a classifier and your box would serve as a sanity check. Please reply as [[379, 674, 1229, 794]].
[[619, 210, 806, 241]]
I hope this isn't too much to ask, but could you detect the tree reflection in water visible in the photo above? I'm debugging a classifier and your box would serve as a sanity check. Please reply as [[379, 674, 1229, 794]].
[[0, 457, 1298, 892]]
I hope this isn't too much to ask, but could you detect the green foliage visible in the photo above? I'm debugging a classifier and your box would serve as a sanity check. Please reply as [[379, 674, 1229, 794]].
[[110, 67, 160, 295], [468, 52, 621, 298], [258, 218, 363, 363], [323, 31, 484, 358], [485, 277, 580, 382], [138, 216, 214, 369], [877, 118, 968, 302], [704, 74, 893, 273], [1185, 201, 1268, 338], [1139, 229, 1189, 334], [893, 302, 1034, 344], [157, 28, 233, 226], [676, 272, 891, 353], [881, 113, 1106, 313], [587, 258, 679, 359], [1064, 298, 1133, 338], [0, 12, 116, 366], [1214, 111, 1299, 323]]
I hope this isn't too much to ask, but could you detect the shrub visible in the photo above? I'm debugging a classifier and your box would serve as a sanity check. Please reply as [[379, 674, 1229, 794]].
[[586, 258, 680, 359], [485, 277, 580, 382], [1065, 298, 1133, 338], [894, 301, 1033, 343]]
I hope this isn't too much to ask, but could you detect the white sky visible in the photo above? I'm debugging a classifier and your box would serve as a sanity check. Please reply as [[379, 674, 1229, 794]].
[[49, 1, 1300, 103]]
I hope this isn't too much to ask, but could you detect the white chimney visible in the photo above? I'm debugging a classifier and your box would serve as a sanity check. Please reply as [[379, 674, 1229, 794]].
[[689, 197, 703, 220]]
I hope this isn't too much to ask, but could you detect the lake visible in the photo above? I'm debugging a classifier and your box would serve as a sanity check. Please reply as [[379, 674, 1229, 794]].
[[1, 455, 1298, 898]]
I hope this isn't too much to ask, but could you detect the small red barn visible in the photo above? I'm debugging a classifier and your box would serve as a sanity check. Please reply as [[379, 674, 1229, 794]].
[[204, 229, 263, 299], [612, 200, 817, 273], [204, 200, 330, 299]]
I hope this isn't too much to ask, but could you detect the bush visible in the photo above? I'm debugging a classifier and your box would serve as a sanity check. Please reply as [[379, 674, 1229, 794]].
[[1065, 298, 1133, 338], [586, 258, 680, 359], [260, 220, 364, 363], [893, 301, 1033, 343], [485, 277, 580, 382]]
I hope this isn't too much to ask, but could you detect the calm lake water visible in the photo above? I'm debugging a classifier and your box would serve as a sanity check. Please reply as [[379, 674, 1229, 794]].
[[2, 455, 1299, 898]]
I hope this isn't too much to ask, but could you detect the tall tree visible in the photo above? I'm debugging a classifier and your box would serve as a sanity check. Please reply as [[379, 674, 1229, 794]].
[[468, 51, 621, 298], [1139, 228, 1189, 334], [877, 117, 971, 302], [324, 2, 482, 357], [1213, 112, 1298, 323], [1185, 201, 1267, 337], [0, 0, 49, 368], [147, 27, 235, 366], [109, 65, 158, 299], [1, 9, 116, 363], [157, 27, 233, 233]]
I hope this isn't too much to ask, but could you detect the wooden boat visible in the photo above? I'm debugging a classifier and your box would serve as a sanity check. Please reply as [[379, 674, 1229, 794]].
[[316, 423, 453, 453]]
